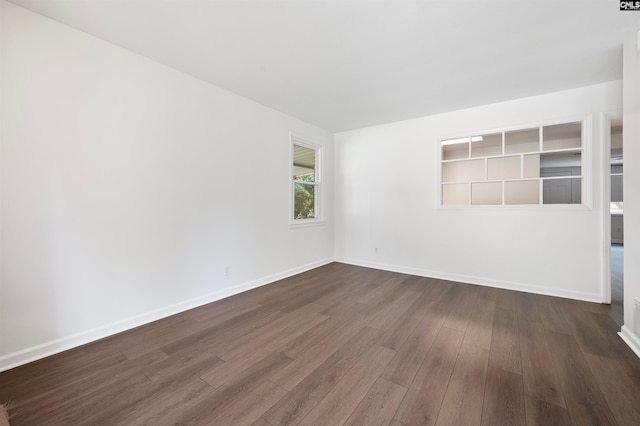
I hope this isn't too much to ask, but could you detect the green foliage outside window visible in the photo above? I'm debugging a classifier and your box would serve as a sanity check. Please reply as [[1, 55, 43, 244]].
[[294, 173, 316, 219]]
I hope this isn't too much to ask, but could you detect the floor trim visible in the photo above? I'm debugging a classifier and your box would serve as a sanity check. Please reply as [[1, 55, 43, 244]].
[[619, 325, 640, 359], [334, 257, 603, 303]]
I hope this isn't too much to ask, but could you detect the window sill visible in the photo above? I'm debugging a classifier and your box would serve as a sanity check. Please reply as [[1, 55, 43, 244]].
[[289, 219, 326, 229], [437, 203, 592, 211]]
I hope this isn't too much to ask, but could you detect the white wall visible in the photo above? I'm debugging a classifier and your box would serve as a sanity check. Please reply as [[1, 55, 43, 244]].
[[0, 1, 333, 370], [335, 82, 620, 302], [621, 25, 640, 356]]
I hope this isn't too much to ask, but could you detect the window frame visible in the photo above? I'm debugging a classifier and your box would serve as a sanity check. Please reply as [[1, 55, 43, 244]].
[[437, 115, 593, 210], [290, 133, 324, 227]]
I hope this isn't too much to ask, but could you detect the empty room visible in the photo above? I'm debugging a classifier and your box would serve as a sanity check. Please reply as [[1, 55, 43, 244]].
[[2, 0, 640, 425]]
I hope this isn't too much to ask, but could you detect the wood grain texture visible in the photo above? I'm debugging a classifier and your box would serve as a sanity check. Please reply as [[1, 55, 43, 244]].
[[170, 351, 292, 425], [536, 296, 573, 335], [262, 326, 384, 426], [560, 301, 613, 357], [204, 380, 288, 426], [489, 306, 522, 375], [1, 262, 639, 426], [544, 330, 617, 425], [518, 319, 566, 408], [381, 302, 449, 388], [442, 284, 479, 332], [297, 344, 396, 425], [394, 327, 464, 426], [269, 313, 370, 391], [480, 365, 526, 426], [588, 310, 640, 378], [436, 343, 489, 426], [463, 296, 496, 350], [343, 377, 407, 426], [583, 352, 640, 425], [524, 397, 572, 426]]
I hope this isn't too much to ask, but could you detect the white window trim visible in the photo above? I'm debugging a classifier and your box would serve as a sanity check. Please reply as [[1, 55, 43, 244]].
[[436, 114, 593, 210], [290, 133, 325, 228]]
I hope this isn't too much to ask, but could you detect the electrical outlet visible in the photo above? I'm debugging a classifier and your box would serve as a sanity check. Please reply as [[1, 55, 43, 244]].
[[374, 247, 378, 254], [224, 265, 230, 276]]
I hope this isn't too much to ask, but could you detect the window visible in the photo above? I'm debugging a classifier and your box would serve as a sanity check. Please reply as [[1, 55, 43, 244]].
[[611, 202, 624, 214], [440, 120, 585, 206], [291, 135, 322, 225]]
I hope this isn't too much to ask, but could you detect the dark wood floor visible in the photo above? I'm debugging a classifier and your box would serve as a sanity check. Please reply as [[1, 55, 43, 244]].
[[2, 262, 640, 425]]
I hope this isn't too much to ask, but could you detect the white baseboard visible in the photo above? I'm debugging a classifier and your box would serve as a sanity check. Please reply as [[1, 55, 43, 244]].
[[334, 257, 603, 303], [0, 257, 333, 373], [619, 326, 640, 360]]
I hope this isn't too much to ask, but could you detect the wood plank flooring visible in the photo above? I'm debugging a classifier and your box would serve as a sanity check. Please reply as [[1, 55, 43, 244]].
[[1, 262, 640, 425]]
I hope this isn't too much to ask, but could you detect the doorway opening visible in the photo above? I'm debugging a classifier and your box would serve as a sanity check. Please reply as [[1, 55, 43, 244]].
[[610, 118, 623, 325]]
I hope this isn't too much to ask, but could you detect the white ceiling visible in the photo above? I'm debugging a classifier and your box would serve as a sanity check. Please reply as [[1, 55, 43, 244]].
[[8, 0, 640, 132]]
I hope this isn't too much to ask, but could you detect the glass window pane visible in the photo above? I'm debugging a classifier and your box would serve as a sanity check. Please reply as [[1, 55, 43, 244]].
[[505, 180, 540, 205], [293, 144, 316, 182], [442, 183, 469, 205], [543, 178, 581, 204], [523, 154, 540, 178], [488, 156, 520, 180], [611, 119, 623, 150], [612, 175, 623, 202], [471, 182, 502, 205], [611, 163, 623, 174], [543, 122, 581, 151], [442, 140, 469, 160], [505, 128, 539, 154], [294, 183, 316, 219], [442, 159, 485, 183], [471, 133, 502, 158], [540, 152, 581, 177]]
